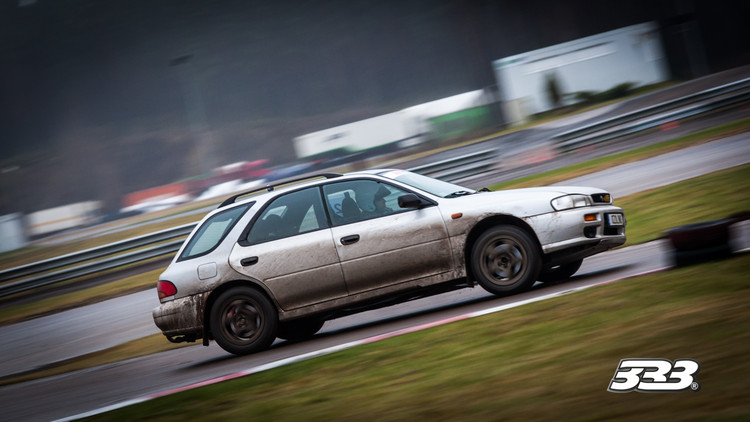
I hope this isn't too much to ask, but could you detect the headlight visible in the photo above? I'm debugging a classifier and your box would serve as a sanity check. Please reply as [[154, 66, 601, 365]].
[[591, 193, 612, 204], [551, 194, 591, 211]]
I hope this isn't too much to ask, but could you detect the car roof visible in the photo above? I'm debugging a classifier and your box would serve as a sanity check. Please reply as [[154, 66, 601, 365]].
[[218, 169, 399, 209]]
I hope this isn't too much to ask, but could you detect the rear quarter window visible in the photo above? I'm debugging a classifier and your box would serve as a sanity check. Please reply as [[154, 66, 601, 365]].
[[179, 203, 252, 261]]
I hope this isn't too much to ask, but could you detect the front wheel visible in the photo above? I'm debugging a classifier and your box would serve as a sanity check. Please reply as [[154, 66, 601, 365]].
[[471, 225, 541, 296], [210, 286, 278, 355]]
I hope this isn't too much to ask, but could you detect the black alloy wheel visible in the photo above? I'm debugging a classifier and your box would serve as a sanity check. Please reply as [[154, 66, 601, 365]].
[[210, 286, 278, 355], [471, 225, 541, 295]]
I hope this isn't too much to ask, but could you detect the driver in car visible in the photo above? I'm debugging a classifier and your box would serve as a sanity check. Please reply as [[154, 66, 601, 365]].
[[370, 185, 392, 217]]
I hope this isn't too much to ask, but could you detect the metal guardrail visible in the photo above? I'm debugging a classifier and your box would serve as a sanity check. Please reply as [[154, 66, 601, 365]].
[[0, 223, 196, 298], [555, 89, 750, 153], [2, 78, 748, 297], [408, 149, 497, 182], [553, 77, 750, 151]]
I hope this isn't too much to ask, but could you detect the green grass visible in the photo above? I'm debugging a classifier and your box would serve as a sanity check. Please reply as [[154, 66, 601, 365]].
[[618, 164, 750, 245], [86, 254, 750, 421]]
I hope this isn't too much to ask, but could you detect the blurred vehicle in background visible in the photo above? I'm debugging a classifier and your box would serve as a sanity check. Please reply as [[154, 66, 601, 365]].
[[26, 201, 103, 238], [121, 160, 271, 214]]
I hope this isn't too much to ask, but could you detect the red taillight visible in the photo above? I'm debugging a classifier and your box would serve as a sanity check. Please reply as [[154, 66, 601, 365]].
[[157, 280, 177, 299]]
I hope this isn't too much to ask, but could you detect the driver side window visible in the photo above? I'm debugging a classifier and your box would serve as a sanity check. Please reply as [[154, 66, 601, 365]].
[[322, 180, 410, 226]]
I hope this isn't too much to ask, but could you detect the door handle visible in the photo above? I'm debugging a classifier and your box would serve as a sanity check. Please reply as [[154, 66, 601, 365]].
[[241, 256, 259, 266], [340, 235, 360, 245]]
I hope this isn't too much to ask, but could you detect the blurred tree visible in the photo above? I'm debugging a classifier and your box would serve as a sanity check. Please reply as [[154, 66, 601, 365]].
[[545, 72, 563, 109]]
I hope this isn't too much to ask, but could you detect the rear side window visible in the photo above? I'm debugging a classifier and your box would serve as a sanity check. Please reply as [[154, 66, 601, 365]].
[[245, 187, 327, 245], [179, 203, 252, 261]]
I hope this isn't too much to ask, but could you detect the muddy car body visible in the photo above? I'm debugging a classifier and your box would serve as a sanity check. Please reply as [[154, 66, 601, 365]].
[[153, 169, 626, 355]]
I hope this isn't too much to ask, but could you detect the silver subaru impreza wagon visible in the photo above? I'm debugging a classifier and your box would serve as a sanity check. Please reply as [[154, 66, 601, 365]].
[[153, 169, 626, 355]]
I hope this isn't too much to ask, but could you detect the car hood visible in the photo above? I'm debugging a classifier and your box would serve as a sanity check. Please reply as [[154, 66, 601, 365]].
[[492, 185, 609, 197], [441, 185, 610, 217]]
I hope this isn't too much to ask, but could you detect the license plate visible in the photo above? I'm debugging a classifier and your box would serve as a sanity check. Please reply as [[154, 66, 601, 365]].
[[606, 213, 624, 226]]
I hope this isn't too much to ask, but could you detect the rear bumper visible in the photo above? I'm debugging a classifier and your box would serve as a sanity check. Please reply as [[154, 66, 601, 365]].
[[152, 292, 208, 337]]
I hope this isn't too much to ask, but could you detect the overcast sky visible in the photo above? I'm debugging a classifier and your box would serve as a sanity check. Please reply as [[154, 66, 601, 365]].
[[1, 0, 747, 212]]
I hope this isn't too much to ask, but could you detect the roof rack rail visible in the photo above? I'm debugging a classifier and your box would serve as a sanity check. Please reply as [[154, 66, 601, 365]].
[[217, 173, 343, 208]]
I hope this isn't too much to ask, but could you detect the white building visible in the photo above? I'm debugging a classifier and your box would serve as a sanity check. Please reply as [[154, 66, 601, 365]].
[[293, 89, 493, 159], [0, 213, 27, 253], [26, 201, 102, 237], [493, 21, 669, 124], [293, 111, 415, 159]]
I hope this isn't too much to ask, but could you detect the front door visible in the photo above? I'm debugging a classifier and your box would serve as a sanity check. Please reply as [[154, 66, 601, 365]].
[[322, 179, 453, 295]]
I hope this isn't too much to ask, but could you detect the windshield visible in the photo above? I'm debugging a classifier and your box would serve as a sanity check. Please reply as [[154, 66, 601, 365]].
[[179, 203, 252, 261], [378, 170, 476, 198]]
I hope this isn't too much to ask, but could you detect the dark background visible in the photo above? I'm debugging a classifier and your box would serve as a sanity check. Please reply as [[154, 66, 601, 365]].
[[1, 0, 748, 213]]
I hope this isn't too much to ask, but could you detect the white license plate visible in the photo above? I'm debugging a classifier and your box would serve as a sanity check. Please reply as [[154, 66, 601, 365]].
[[606, 213, 624, 226]]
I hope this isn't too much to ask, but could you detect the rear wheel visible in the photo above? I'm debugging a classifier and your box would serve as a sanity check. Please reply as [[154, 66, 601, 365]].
[[538, 259, 583, 282], [210, 286, 278, 355], [471, 225, 541, 296], [277, 318, 325, 342]]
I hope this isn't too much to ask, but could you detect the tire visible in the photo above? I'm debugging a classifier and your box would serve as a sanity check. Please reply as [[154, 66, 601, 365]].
[[471, 225, 541, 296], [277, 318, 325, 342], [209, 286, 278, 355], [538, 259, 583, 283]]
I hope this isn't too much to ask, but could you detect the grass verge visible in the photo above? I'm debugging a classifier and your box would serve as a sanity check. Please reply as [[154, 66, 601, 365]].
[[618, 163, 750, 245], [86, 253, 750, 421]]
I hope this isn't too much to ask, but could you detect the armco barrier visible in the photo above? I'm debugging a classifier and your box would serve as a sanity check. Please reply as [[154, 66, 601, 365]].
[[553, 77, 750, 152], [0, 223, 195, 298], [408, 149, 497, 181]]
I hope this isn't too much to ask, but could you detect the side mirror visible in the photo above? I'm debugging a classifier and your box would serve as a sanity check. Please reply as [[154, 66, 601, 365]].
[[398, 194, 429, 209]]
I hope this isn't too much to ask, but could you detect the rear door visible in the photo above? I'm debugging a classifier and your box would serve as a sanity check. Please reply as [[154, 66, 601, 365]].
[[229, 187, 348, 310], [322, 179, 453, 295]]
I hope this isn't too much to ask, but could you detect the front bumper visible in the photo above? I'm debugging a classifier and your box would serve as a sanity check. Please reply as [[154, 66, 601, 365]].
[[152, 292, 208, 337], [526, 205, 627, 255]]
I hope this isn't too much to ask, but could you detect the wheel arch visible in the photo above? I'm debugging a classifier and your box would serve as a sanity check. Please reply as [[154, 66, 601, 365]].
[[463, 215, 543, 283]]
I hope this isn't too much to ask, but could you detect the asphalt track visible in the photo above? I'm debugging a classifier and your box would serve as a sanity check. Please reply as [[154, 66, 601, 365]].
[[0, 131, 748, 421]]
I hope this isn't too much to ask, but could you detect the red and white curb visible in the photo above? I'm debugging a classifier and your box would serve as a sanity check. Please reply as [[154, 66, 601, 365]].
[[57, 266, 670, 421]]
